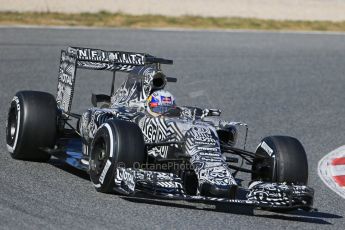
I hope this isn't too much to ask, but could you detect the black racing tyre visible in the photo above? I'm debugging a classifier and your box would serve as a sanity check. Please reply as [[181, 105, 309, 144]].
[[89, 119, 145, 193], [6, 91, 57, 161], [252, 136, 308, 185]]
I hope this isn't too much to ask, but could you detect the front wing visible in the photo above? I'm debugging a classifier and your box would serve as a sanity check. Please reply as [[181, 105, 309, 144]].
[[114, 167, 314, 211]]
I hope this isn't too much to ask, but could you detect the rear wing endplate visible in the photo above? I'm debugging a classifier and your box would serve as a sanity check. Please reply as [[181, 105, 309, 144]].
[[56, 47, 172, 113]]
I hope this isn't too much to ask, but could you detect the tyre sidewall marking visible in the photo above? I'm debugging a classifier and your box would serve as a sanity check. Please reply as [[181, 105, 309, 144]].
[[92, 122, 115, 188], [7, 96, 21, 153], [257, 141, 274, 157], [256, 138, 278, 181], [103, 123, 114, 158], [99, 160, 112, 184]]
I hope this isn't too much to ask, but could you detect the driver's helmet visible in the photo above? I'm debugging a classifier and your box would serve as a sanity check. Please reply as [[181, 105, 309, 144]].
[[146, 90, 176, 116]]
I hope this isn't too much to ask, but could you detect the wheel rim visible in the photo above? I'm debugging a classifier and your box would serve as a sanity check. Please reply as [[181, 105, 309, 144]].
[[252, 152, 275, 182], [6, 105, 18, 146], [90, 137, 108, 176]]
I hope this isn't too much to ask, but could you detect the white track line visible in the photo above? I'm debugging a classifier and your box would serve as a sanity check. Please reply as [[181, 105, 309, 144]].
[[318, 145, 345, 199]]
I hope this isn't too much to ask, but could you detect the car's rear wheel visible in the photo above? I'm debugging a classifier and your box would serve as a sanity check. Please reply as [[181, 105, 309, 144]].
[[89, 119, 145, 193], [6, 91, 57, 161], [252, 135, 308, 185]]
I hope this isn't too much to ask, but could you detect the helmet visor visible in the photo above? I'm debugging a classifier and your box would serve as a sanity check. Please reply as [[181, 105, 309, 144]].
[[150, 105, 173, 114]]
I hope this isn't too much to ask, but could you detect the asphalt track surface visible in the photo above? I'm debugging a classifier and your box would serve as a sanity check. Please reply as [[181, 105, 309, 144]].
[[0, 27, 345, 229]]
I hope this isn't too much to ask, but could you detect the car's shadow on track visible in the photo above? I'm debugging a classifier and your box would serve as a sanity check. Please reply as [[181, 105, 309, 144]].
[[49, 159, 342, 225], [122, 195, 342, 225], [253, 211, 342, 225], [49, 158, 90, 180]]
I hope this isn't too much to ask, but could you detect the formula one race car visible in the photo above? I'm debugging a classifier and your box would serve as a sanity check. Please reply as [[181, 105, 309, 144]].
[[6, 47, 314, 211]]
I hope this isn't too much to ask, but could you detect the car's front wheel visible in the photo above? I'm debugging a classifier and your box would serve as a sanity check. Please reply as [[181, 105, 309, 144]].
[[89, 119, 145, 193], [252, 135, 308, 185]]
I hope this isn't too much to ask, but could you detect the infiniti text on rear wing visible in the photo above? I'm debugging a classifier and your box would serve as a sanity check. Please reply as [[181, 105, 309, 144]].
[[56, 47, 172, 113]]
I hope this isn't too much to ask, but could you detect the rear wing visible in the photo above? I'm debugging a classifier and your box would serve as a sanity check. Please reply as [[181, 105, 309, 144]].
[[56, 47, 173, 113]]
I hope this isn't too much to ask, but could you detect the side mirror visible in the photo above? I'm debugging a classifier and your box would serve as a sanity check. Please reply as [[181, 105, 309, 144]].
[[208, 109, 221, 116], [202, 109, 221, 118]]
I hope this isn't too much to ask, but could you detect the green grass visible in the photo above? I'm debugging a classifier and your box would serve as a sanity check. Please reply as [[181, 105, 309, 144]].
[[1, 11, 345, 32]]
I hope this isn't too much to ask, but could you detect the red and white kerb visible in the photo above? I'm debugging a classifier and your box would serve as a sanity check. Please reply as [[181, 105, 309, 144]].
[[318, 145, 345, 199], [331, 157, 345, 187]]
